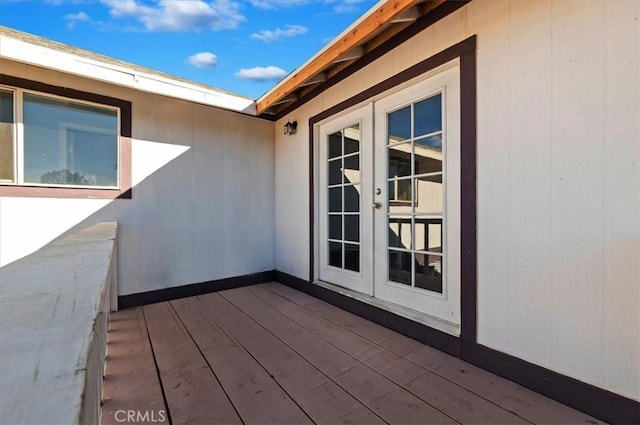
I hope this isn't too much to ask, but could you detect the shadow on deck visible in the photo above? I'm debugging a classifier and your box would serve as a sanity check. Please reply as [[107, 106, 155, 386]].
[[101, 282, 603, 425]]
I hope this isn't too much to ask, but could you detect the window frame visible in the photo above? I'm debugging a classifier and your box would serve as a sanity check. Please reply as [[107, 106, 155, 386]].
[[0, 74, 132, 199]]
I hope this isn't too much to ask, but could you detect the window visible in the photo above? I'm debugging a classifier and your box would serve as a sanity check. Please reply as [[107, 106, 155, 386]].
[[1, 87, 119, 189], [327, 123, 361, 273]]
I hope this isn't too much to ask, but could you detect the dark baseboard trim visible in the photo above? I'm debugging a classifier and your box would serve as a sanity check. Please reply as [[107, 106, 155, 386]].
[[275, 271, 640, 425], [118, 270, 276, 309], [462, 342, 640, 425], [275, 271, 461, 357]]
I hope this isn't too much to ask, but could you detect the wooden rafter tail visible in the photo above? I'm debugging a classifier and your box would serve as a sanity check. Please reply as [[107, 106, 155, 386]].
[[256, 0, 422, 115]]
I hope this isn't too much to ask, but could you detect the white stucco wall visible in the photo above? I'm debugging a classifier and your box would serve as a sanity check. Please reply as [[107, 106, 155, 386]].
[[274, 0, 640, 401], [0, 60, 275, 295]]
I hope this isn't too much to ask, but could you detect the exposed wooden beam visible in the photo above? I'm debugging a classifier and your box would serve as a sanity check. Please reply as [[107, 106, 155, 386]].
[[299, 72, 327, 87], [333, 46, 364, 63], [271, 92, 298, 106], [256, 0, 421, 115], [391, 6, 420, 23], [364, 21, 413, 52]]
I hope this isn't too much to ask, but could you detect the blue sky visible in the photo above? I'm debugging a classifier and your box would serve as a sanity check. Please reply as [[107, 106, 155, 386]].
[[0, 0, 378, 99]]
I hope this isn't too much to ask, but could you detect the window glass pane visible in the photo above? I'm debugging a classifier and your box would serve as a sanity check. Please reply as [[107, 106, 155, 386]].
[[0, 90, 13, 123], [388, 106, 411, 143], [329, 242, 342, 268], [344, 184, 360, 212], [388, 216, 412, 249], [329, 214, 342, 240], [343, 154, 359, 184], [414, 94, 442, 137], [328, 159, 342, 186], [328, 131, 342, 159], [0, 90, 14, 182], [344, 243, 360, 272], [414, 174, 442, 214], [415, 253, 443, 293], [389, 250, 411, 286], [344, 124, 360, 155], [329, 186, 342, 212], [414, 218, 442, 253], [415, 135, 442, 174], [23, 93, 118, 187], [344, 215, 359, 242]]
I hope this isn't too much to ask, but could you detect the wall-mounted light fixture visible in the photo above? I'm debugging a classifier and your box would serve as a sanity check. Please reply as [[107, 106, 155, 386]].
[[284, 120, 297, 136]]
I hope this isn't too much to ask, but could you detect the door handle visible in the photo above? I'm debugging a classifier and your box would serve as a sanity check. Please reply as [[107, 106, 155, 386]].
[[372, 201, 382, 209]]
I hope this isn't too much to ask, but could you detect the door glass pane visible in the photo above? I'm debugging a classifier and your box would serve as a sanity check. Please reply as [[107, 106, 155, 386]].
[[415, 254, 443, 293], [388, 143, 411, 178], [415, 135, 442, 174], [326, 122, 361, 274], [388, 106, 411, 142], [344, 243, 360, 272], [414, 94, 442, 137], [329, 242, 342, 268], [328, 131, 342, 159], [344, 184, 360, 212], [414, 175, 442, 214], [329, 187, 342, 212], [344, 124, 360, 155], [0, 90, 14, 182], [23, 93, 118, 187], [388, 216, 412, 249], [414, 219, 442, 253], [388, 250, 411, 286], [328, 159, 342, 185], [344, 215, 359, 242], [343, 154, 359, 183], [329, 214, 342, 240], [385, 92, 445, 293]]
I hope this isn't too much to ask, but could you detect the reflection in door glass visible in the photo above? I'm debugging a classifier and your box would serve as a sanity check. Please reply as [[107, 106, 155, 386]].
[[327, 123, 361, 273], [387, 92, 444, 293]]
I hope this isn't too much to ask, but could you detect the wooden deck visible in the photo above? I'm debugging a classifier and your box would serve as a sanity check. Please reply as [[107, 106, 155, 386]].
[[101, 283, 603, 425]]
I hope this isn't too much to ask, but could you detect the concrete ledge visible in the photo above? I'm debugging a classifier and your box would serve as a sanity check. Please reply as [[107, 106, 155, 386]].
[[0, 222, 117, 425]]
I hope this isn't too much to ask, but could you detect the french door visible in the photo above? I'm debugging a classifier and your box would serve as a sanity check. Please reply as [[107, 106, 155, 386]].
[[318, 105, 373, 295], [318, 62, 460, 331]]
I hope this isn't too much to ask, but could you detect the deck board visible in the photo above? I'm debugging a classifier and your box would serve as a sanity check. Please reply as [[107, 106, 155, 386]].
[[222, 287, 458, 424], [260, 282, 604, 425], [102, 282, 606, 425], [198, 292, 384, 425], [143, 302, 242, 425], [246, 284, 531, 425], [101, 307, 168, 425], [169, 297, 313, 425]]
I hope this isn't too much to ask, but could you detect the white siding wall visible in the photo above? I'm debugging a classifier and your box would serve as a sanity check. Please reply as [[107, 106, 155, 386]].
[[274, 0, 640, 401], [0, 60, 275, 295]]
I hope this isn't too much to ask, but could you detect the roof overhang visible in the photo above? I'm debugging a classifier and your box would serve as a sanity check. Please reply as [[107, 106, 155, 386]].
[[0, 26, 256, 115], [256, 0, 451, 117]]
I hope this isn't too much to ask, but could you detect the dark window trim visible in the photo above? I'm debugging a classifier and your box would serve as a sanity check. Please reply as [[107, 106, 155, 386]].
[[0, 74, 132, 199], [309, 35, 477, 343]]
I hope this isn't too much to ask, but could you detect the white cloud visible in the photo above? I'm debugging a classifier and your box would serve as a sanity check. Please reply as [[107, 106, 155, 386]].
[[251, 24, 307, 42], [333, 0, 365, 14], [248, 0, 365, 12], [188, 51, 218, 69], [248, 0, 307, 10], [235, 66, 287, 82], [100, 0, 245, 32], [64, 11, 90, 28]]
